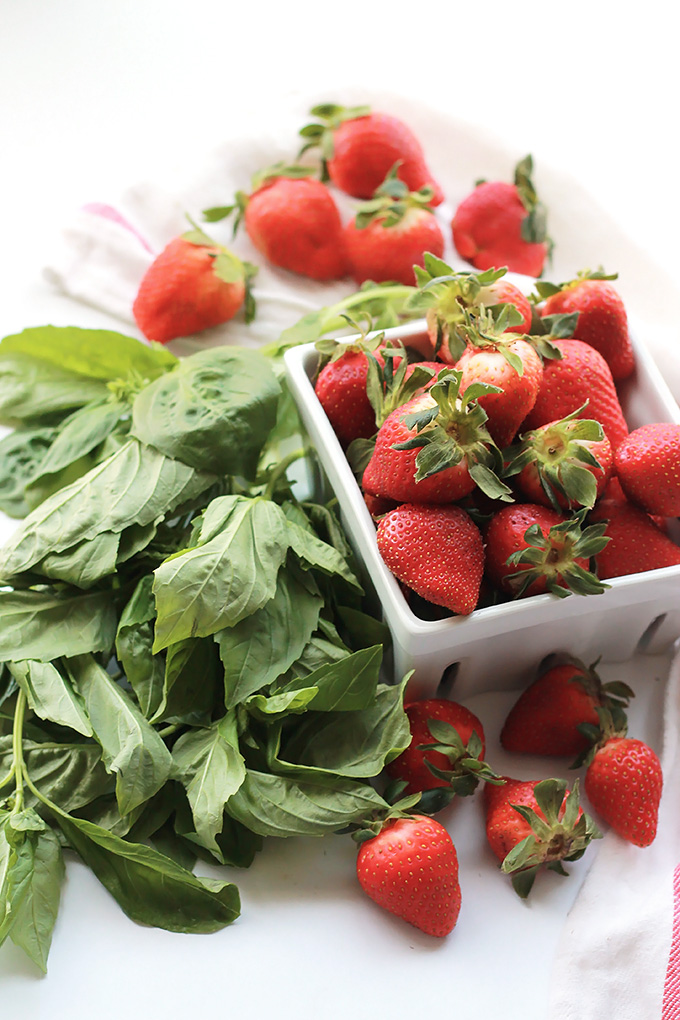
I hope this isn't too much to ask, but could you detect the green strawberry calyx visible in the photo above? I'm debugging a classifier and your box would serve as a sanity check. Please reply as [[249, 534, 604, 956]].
[[182, 220, 258, 323], [501, 778, 602, 899], [514, 154, 550, 250], [503, 404, 607, 510], [572, 704, 631, 770], [353, 163, 436, 229], [416, 718, 504, 798], [532, 266, 619, 301], [392, 369, 514, 501], [202, 162, 319, 235], [298, 102, 372, 178], [504, 507, 611, 597]]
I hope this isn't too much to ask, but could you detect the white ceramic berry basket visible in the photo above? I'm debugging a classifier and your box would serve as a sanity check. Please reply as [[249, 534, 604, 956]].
[[284, 319, 680, 701]]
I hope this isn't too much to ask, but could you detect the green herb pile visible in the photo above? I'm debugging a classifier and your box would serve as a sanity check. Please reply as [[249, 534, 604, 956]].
[[0, 325, 411, 971]]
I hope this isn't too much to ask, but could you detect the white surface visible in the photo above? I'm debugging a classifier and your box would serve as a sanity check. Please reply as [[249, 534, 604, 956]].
[[1, 3, 679, 1017]]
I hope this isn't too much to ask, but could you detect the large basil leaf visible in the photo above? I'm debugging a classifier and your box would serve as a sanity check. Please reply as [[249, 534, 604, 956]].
[[0, 440, 216, 581], [217, 561, 323, 708], [0, 589, 116, 663], [0, 352, 108, 425], [279, 645, 382, 713], [37, 530, 121, 589], [131, 346, 280, 478], [172, 714, 245, 859], [0, 326, 177, 383], [225, 769, 387, 838], [115, 575, 165, 719], [152, 495, 290, 651], [0, 426, 55, 518], [150, 638, 220, 726], [67, 654, 173, 815], [8, 660, 92, 736], [0, 738, 115, 813], [5, 825, 64, 973], [52, 811, 240, 933]]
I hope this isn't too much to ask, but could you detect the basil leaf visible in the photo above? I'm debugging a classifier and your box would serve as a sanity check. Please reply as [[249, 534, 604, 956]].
[[8, 660, 92, 736], [0, 426, 55, 518], [0, 589, 116, 663], [7, 827, 64, 973], [0, 821, 37, 946], [151, 638, 220, 726], [217, 561, 324, 708], [279, 645, 382, 712], [116, 575, 165, 719], [37, 530, 121, 589], [0, 738, 115, 813], [285, 517, 362, 590], [0, 326, 177, 382], [67, 654, 173, 815], [0, 440, 217, 582], [245, 687, 319, 719], [152, 496, 290, 651], [225, 769, 388, 837], [52, 811, 240, 933], [131, 347, 280, 478], [0, 352, 108, 425], [172, 714, 246, 859]]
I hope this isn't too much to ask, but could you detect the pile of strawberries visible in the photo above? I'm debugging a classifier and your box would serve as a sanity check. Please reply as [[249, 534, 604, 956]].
[[131, 102, 551, 343]]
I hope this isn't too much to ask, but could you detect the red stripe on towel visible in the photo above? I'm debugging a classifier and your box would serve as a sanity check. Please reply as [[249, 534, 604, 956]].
[[663, 864, 680, 1018]]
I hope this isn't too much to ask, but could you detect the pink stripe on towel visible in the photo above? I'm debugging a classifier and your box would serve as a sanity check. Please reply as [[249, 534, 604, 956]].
[[663, 864, 680, 1018], [82, 203, 154, 252]]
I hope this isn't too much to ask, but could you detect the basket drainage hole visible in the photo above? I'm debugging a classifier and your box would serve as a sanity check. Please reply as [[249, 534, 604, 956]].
[[436, 662, 460, 698], [637, 613, 667, 652]]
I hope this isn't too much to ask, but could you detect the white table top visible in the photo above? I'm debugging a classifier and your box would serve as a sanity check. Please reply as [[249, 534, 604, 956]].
[[1, 3, 678, 1017]]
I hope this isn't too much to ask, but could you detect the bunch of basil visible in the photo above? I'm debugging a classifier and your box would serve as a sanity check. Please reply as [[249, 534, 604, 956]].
[[0, 327, 409, 971]]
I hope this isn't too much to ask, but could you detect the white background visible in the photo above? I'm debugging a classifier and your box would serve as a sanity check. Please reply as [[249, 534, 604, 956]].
[[1, 2, 679, 1017]]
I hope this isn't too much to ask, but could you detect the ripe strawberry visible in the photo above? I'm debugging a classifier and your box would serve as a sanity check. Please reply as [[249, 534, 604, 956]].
[[362, 371, 511, 505], [484, 777, 600, 896], [300, 103, 444, 205], [454, 317, 544, 447], [520, 339, 629, 450], [505, 409, 613, 510], [500, 655, 633, 756], [132, 229, 253, 344], [376, 503, 484, 614], [315, 344, 382, 448], [614, 423, 680, 516], [590, 495, 680, 578], [344, 167, 445, 286], [451, 156, 549, 277], [584, 736, 662, 847], [385, 698, 496, 800], [537, 271, 635, 381], [355, 814, 461, 936], [484, 504, 610, 598]]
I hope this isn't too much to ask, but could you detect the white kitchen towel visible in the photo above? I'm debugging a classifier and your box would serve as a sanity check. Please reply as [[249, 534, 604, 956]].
[[548, 642, 680, 1019], [43, 86, 680, 400]]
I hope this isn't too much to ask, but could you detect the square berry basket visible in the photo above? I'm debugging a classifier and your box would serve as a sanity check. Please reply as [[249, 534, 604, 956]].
[[284, 319, 680, 701]]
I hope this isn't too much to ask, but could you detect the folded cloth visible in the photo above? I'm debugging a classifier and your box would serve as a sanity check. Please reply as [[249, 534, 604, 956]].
[[43, 86, 680, 398], [548, 642, 680, 1019]]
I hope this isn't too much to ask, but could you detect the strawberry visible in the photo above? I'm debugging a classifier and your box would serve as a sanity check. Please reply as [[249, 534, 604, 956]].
[[505, 408, 613, 510], [484, 504, 610, 598], [376, 503, 484, 614], [520, 338, 629, 450], [406, 258, 534, 364], [500, 655, 633, 756], [614, 422, 680, 516], [590, 495, 680, 578], [451, 155, 550, 277], [203, 165, 348, 281], [132, 228, 254, 344], [453, 309, 545, 447], [361, 370, 511, 505], [300, 103, 444, 205], [584, 737, 662, 847], [355, 814, 461, 936], [484, 777, 601, 897], [536, 271, 635, 381], [344, 167, 445, 286], [385, 698, 501, 809]]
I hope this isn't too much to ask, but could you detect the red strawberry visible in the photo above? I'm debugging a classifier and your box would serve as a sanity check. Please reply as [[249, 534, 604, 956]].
[[385, 698, 495, 797], [300, 103, 444, 205], [590, 495, 680, 579], [451, 156, 549, 277], [376, 503, 484, 614], [484, 777, 600, 896], [521, 339, 629, 450], [455, 330, 544, 448], [355, 814, 461, 936], [614, 423, 680, 516], [506, 410, 613, 510], [584, 736, 662, 847], [243, 174, 348, 281], [344, 168, 445, 286], [484, 503, 609, 598], [538, 272, 635, 381], [362, 371, 510, 505], [500, 655, 633, 756], [132, 231, 253, 344]]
